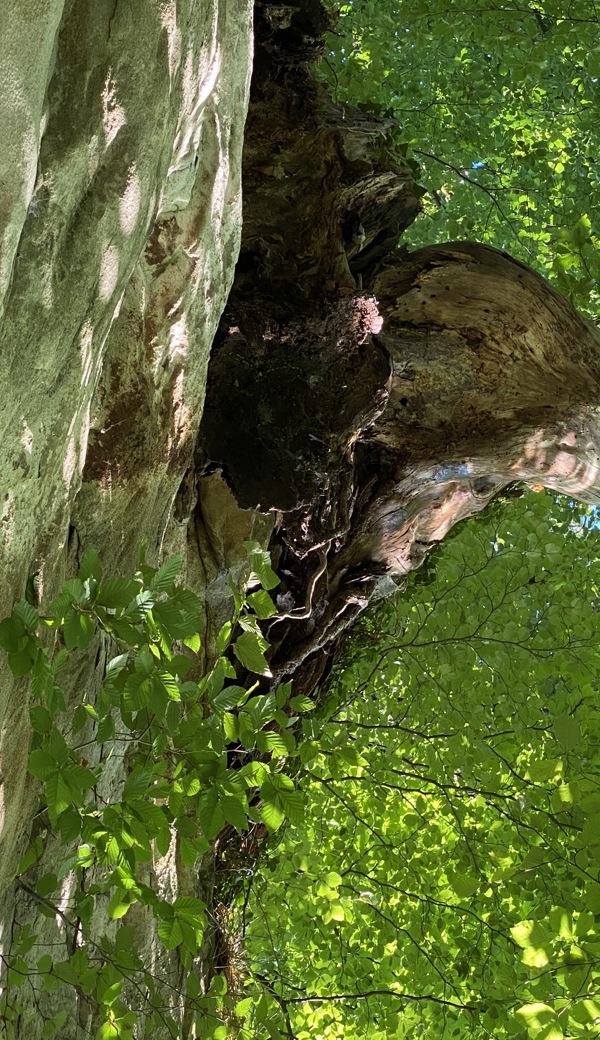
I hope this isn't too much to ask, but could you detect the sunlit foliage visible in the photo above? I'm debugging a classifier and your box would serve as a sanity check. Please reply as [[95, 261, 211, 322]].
[[245, 494, 600, 1038], [236, 8, 600, 1035], [320, 0, 600, 314]]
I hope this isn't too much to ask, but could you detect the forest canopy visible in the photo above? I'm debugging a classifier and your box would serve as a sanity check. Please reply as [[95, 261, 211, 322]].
[[241, 3, 600, 1039], [246, 492, 600, 1039], [319, 0, 600, 313], [1, 1, 600, 1039]]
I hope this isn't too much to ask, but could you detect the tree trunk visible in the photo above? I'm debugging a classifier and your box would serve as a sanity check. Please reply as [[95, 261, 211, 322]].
[[199, 0, 600, 688], [0, 0, 254, 1034], [1, 0, 600, 1035]]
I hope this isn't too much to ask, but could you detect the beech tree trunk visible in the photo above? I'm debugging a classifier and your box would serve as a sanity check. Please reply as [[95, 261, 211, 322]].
[[0, 0, 255, 1034], [1, 0, 600, 1035]]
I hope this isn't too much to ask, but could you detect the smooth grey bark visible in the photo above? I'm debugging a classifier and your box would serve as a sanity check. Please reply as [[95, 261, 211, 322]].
[[0, 0, 255, 1035]]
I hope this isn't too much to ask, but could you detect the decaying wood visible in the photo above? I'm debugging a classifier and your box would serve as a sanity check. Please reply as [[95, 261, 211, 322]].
[[200, 1, 600, 691]]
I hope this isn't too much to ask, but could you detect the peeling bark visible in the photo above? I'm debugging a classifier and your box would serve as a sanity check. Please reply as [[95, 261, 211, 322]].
[[362, 243, 600, 569]]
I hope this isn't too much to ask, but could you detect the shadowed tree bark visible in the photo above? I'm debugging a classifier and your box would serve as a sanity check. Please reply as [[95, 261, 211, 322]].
[[1, 0, 599, 1034], [199, 0, 600, 692]]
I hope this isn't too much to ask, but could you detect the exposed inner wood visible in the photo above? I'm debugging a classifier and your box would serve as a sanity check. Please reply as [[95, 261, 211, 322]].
[[199, 0, 600, 692]]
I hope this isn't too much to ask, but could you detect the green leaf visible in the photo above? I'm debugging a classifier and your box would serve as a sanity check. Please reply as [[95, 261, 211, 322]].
[[220, 793, 249, 833], [211, 684, 248, 715], [158, 917, 184, 950], [183, 632, 201, 652], [233, 630, 271, 676], [132, 800, 170, 845], [235, 997, 254, 1017], [123, 673, 152, 711], [247, 589, 277, 619], [45, 771, 73, 818], [105, 652, 129, 679], [515, 1003, 563, 1040], [209, 973, 228, 996], [99, 981, 123, 1006], [267, 774, 303, 822], [198, 787, 226, 839], [216, 621, 232, 654], [150, 554, 183, 593], [584, 882, 600, 914], [42, 1010, 69, 1038], [336, 744, 366, 767], [186, 973, 202, 999], [107, 890, 132, 920], [179, 834, 209, 868], [47, 586, 78, 622], [275, 681, 292, 707], [7, 957, 29, 987], [168, 653, 193, 678], [511, 920, 551, 967], [36, 873, 58, 897], [0, 615, 27, 652], [8, 644, 36, 677], [47, 726, 71, 765], [526, 759, 562, 783], [123, 766, 154, 800], [159, 671, 181, 701], [570, 998, 600, 1026], [96, 1022, 119, 1040], [552, 714, 580, 752], [228, 575, 244, 614], [13, 599, 39, 632], [96, 577, 141, 610], [30, 704, 53, 734], [124, 589, 154, 623], [149, 677, 169, 718], [78, 549, 102, 582], [96, 715, 115, 743], [153, 599, 199, 639], [134, 645, 155, 676], [63, 609, 95, 651], [29, 749, 57, 780], [449, 873, 479, 899], [65, 763, 97, 794], [244, 542, 280, 591], [173, 895, 206, 926], [71, 703, 89, 734], [57, 807, 82, 844], [256, 731, 291, 756], [31, 651, 53, 699], [259, 797, 285, 832], [114, 925, 136, 958], [289, 694, 315, 712], [276, 788, 303, 823], [17, 836, 44, 875]]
